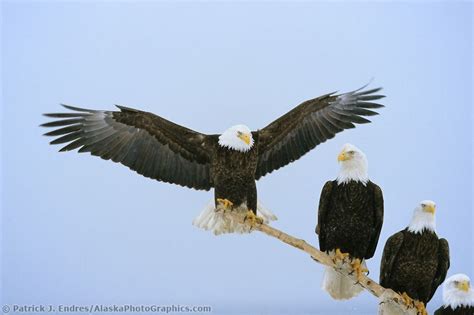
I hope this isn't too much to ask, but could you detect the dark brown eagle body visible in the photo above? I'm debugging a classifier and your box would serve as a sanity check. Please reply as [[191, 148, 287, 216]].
[[317, 180, 384, 259], [380, 229, 450, 304], [212, 139, 259, 211], [42, 86, 384, 215], [434, 306, 474, 315]]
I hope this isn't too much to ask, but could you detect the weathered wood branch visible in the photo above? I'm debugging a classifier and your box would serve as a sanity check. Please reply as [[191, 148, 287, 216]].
[[232, 213, 418, 314]]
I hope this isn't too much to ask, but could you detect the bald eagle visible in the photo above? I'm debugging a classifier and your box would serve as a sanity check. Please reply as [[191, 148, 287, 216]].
[[434, 274, 474, 315], [316, 143, 384, 300], [379, 200, 450, 315], [42, 86, 384, 234]]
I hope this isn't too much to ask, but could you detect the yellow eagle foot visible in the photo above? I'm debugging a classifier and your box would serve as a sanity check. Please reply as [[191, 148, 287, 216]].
[[216, 198, 234, 211], [400, 292, 414, 309], [244, 210, 263, 228], [333, 248, 350, 263], [350, 258, 369, 282], [414, 300, 427, 315]]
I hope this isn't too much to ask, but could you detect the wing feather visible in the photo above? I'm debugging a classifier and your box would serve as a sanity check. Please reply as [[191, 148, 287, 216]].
[[42, 105, 215, 190], [380, 231, 404, 288], [365, 183, 384, 259], [428, 238, 450, 302], [316, 180, 334, 252], [255, 86, 384, 179]]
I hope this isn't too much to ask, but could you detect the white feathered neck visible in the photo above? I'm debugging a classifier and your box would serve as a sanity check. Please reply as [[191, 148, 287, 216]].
[[336, 143, 369, 185], [407, 201, 436, 234]]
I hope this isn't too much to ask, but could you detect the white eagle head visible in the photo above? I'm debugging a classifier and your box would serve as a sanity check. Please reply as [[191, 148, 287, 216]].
[[336, 143, 368, 185], [407, 200, 437, 234], [218, 124, 254, 152], [443, 273, 474, 309]]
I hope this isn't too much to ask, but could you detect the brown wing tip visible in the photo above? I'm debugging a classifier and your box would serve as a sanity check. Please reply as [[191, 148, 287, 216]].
[[115, 104, 138, 112], [60, 104, 96, 112]]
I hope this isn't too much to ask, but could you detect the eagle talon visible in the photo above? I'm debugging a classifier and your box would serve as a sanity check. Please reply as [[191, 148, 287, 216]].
[[244, 210, 263, 228], [216, 198, 234, 210], [414, 300, 427, 315], [400, 292, 414, 308], [350, 258, 368, 282], [333, 248, 350, 263]]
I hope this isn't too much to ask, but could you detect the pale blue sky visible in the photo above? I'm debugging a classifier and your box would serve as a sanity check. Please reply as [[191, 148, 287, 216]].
[[1, 1, 473, 314]]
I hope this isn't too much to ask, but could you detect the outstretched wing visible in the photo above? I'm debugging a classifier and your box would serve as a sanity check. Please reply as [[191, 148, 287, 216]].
[[428, 238, 450, 302], [42, 105, 216, 190], [380, 231, 404, 288], [365, 183, 384, 259], [316, 180, 334, 252], [254, 86, 385, 179]]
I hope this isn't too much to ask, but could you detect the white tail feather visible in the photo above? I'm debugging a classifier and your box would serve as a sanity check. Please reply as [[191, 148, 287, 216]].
[[192, 200, 277, 235], [321, 252, 366, 300]]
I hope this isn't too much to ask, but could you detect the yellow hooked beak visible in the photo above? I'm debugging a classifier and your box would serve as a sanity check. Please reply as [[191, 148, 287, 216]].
[[458, 281, 470, 292], [424, 204, 436, 214], [338, 151, 349, 162], [239, 133, 251, 145]]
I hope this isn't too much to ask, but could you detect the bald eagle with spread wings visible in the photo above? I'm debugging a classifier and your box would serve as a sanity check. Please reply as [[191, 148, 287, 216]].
[[42, 86, 384, 234]]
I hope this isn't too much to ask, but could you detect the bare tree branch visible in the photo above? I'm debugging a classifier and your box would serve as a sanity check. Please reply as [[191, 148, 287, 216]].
[[231, 213, 418, 315]]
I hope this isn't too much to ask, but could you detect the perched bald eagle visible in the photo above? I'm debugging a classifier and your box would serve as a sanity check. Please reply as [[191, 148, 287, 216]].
[[379, 200, 450, 315], [434, 274, 474, 315], [316, 143, 384, 300], [42, 86, 384, 234]]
